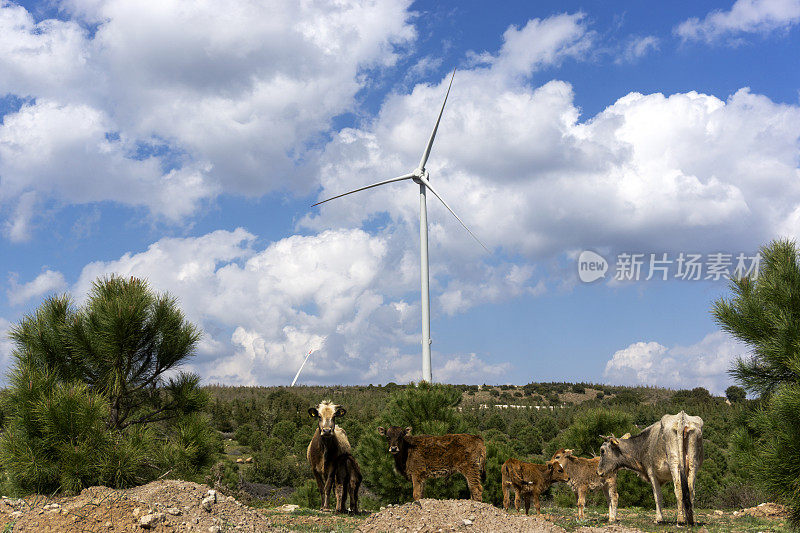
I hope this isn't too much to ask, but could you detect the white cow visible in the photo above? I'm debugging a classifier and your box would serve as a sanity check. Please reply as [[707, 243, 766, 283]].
[[597, 411, 703, 525]]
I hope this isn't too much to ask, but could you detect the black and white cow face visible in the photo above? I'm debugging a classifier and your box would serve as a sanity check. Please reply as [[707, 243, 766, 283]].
[[309, 401, 346, 437]]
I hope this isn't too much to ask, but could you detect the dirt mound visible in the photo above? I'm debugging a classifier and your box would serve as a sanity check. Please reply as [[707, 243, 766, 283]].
[[0, 479, 275, 532], [357, 499, 642, 533], [734, 502, 789, 519]]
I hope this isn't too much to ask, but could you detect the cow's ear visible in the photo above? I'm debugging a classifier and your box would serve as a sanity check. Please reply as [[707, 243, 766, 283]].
[[404, 426, 413, 436], [335, 407, 346, 418], [565, 448, 574, 455], [377, 426, 386, 436], [308, 408, 319, 418]]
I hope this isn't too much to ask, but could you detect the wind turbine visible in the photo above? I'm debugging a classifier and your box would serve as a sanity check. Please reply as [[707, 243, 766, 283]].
[[312, 69, 487, 383]]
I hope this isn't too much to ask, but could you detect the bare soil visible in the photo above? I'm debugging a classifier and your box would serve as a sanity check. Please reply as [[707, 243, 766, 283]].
[[357, 499, 642, 533]]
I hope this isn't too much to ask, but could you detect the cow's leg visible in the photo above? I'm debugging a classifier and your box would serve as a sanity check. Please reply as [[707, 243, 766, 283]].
[[349, 473, 360, 514], [312, 470, 325, 510], [411, 475, 426, 500], [670, 462, 687, 524], [649, 473, 665, 524], [465, 470, 483, 502], [502, 479, 511, 510], [604, 478, 619, 523], [335, 479, 346, 513], [577, 485, 587, 520], [532, 491, 541, 515], [514, 486, 522, 511], [322, 469, 335, 511]]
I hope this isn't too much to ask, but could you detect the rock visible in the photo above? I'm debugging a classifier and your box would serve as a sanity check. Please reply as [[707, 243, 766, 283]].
[[139, 512, 165, 529], [133, 506, 142, 518], [236, 458, 244, 463], [10, 511, 22, 519], [43, 503, 61, 510], [462, 518, 473, 525], [167, 507, 182, 515], [207, 489, 218, 503], [278, 504, 300, 512], [714, 510, 724, 516], [245, 457, 253, 463], [201, 496, 214, 511], [208, 526, 221, 533]]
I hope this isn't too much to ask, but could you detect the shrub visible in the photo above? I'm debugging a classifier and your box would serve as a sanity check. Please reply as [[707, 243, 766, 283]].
[[0, 276, 217, 494]]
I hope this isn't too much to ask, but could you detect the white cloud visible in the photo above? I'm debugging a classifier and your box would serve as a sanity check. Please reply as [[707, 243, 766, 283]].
[[675, 0, 800, 43], [306, 26, 800, 264], [617, 35, 660, 63], [7, 269, 67, 306], [64, 227, 516, 385], [0, 0, 416, 236], [0, 317, 14, 371], [603, 331, 751, 393]]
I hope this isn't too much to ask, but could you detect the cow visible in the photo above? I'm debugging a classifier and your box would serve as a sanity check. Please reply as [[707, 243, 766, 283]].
[[377, 426, 486, 501], [307, 401, 362, 513], [501, 458, 569, 515], [551, 448, 618, 522], [597, 411, 703, 525]]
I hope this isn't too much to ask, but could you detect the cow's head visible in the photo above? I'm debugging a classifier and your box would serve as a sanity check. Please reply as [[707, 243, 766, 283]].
[[551, 448, 574, 468], [308, 401, 345, 437], [546, 459, 569, 483], [377, 426, 411, 455], [597, 434, 625, 476]]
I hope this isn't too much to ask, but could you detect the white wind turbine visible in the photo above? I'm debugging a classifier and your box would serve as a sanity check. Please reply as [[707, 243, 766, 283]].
[[312, 69, 488, 383]]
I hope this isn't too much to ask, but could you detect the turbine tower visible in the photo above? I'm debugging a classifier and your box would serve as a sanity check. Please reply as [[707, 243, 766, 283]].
[[313, 69, 487, 382]]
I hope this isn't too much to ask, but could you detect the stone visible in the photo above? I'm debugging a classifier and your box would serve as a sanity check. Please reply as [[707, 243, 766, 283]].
[[167, 507, 181, 515], [139, 512, 165, 529]]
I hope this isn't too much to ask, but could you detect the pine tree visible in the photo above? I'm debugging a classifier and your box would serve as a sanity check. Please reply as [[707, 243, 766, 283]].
[[712, 239, 800, 526], [1, 275, 218, 494]]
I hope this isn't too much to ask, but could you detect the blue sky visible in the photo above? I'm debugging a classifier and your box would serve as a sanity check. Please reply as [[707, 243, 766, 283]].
[[1, 0, 799, 392]]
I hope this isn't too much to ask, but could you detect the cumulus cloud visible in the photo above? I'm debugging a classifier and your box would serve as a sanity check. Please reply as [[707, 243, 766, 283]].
[[307, 20, 800, 267], [0, 0, 416, 237], [63, 227, 513, 385], [603, 331, 750, 393], [7, 269, 67, 306], [675, 0, 800, 43]]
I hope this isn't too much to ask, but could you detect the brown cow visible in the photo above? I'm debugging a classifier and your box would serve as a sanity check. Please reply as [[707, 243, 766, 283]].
[[377, 426, 486, 501], [307, 401, 362, 513], [551, 448, 618, 522], [501, 458, 569, 515]]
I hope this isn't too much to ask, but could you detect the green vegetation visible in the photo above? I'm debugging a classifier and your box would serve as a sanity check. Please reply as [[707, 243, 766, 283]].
[[0, 275, 220, 495], [714, 238, 800, 527], [204, 380, 763, 514]]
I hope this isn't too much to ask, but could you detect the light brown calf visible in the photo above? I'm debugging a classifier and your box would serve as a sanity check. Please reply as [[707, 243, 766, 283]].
[[551, 448, 618, 522]]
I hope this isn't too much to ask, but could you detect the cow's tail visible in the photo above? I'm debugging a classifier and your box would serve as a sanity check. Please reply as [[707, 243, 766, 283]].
[[677, 413, 694, 525]]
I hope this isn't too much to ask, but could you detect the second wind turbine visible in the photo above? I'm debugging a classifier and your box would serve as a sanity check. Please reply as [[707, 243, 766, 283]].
[[313, 69, 488, 383]]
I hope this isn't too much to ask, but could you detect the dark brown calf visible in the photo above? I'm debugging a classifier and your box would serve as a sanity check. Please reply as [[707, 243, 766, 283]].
[[551, 448, 618, 522], [307, 401, 361, 512], [378, 426, 486, 501], [501, 458, 569, 515]]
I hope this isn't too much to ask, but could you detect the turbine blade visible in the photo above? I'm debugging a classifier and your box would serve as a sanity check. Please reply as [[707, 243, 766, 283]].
[[419, 175, 489, 253], [418, 68, 456, 172], [312, 173, 415, 207]]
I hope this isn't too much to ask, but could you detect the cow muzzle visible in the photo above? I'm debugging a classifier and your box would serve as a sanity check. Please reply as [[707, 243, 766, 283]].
[[389, 446, 399, 454], [322, 428, 333, 436]]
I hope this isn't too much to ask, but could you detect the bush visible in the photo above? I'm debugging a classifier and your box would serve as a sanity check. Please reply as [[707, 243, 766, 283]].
[[0, 276, 217, 494]]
